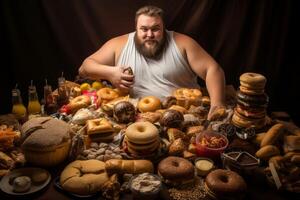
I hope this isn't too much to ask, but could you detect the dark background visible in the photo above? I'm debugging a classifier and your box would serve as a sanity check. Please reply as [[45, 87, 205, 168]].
[[1, 0, 299, 125]]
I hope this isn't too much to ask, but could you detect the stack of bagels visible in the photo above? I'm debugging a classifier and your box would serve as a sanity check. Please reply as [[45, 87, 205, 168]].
[[232, 72, 269, 130], [124, 121, 160, 156]]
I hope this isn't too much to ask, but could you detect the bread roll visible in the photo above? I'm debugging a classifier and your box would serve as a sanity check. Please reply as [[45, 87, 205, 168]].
[[60, 159, 109, 195], [260, 123, 285, 147], [252, 132, 266, 146], [105, 159, 154, 175], [13, 176, 31, 193], [256, 145, 280, 160], [31, 170, 49, 184], [284, 135, 300, 151]]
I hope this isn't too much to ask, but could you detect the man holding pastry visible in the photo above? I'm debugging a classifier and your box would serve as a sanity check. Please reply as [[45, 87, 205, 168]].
[[79, 5, 226, 119]]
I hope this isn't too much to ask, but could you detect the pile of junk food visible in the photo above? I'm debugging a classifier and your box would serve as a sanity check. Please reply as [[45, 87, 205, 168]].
[[1, 72, 299, 200]]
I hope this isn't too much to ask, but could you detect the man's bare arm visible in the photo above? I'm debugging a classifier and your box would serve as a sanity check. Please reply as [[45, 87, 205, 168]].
[[78, 35, 134, 90], [79, 38, 117, 80], [175, 33, 226, 117]]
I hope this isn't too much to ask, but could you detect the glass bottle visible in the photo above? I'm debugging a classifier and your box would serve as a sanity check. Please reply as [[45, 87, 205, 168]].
[[27, 85, 41, 115], [57, 75, 69, 106], [11, 88, 27, 120], [44, 83, 57, 114]]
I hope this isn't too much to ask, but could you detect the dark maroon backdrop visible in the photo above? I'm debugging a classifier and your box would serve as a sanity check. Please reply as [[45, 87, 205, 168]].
[[1, 0, 299, 124]]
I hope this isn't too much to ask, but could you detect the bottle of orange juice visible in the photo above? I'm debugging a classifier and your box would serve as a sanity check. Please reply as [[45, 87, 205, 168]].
[[11, 88, 27, 120], [27, 82, 41, 115]]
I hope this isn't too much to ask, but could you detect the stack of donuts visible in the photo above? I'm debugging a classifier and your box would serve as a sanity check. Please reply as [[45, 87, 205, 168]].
[[124, 121, 160, 156], [232, 72, 269, 130]]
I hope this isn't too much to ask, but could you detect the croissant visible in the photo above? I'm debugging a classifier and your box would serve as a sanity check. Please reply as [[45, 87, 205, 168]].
[[105, 159, 153, 175]]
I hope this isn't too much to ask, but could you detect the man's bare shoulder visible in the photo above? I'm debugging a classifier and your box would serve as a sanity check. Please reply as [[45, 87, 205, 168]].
[[173, 32, 197, 48], [106, 34, 129, 49]]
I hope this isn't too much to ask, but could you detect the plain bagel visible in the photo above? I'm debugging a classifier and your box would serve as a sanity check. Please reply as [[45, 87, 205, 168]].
[[125, 122, 159, 144]]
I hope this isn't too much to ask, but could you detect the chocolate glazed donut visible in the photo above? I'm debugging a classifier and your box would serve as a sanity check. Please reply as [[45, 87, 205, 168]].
[[113, 101, 136, 123], [236, 90, 269, 107], [160, 110, 184, 128], [205, 169, 247, 196], [158, 156, 194, 182]]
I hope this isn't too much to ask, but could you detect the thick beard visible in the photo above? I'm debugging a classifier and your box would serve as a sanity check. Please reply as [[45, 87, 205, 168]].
[[134, 32, 167, 59]]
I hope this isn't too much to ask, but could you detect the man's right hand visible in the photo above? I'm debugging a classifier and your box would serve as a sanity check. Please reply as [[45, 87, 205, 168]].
[[110, 66, 134, 93]]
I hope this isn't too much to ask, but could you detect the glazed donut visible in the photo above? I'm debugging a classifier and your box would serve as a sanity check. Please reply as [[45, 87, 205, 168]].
[[158, 156, 194, 185], [236, 90, 269, 108], [205, 169, 247, 197], [67, 95, 91, 113], [173, 88, 202, 109], [239, 73, 266, 95], [137, 96, 161, 113], [97, 87, 119, 104]]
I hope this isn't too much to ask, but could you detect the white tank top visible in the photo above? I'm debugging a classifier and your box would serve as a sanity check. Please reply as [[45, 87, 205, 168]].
[[117, 31, 200, 100]]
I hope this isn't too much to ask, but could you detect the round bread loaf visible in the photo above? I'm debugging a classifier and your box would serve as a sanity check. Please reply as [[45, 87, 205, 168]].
[[21, 117, 72, 167], [60, 159, 109, 195]]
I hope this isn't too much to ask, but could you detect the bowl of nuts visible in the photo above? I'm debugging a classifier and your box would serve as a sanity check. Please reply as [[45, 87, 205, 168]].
[[195, 130, 228, 158]]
